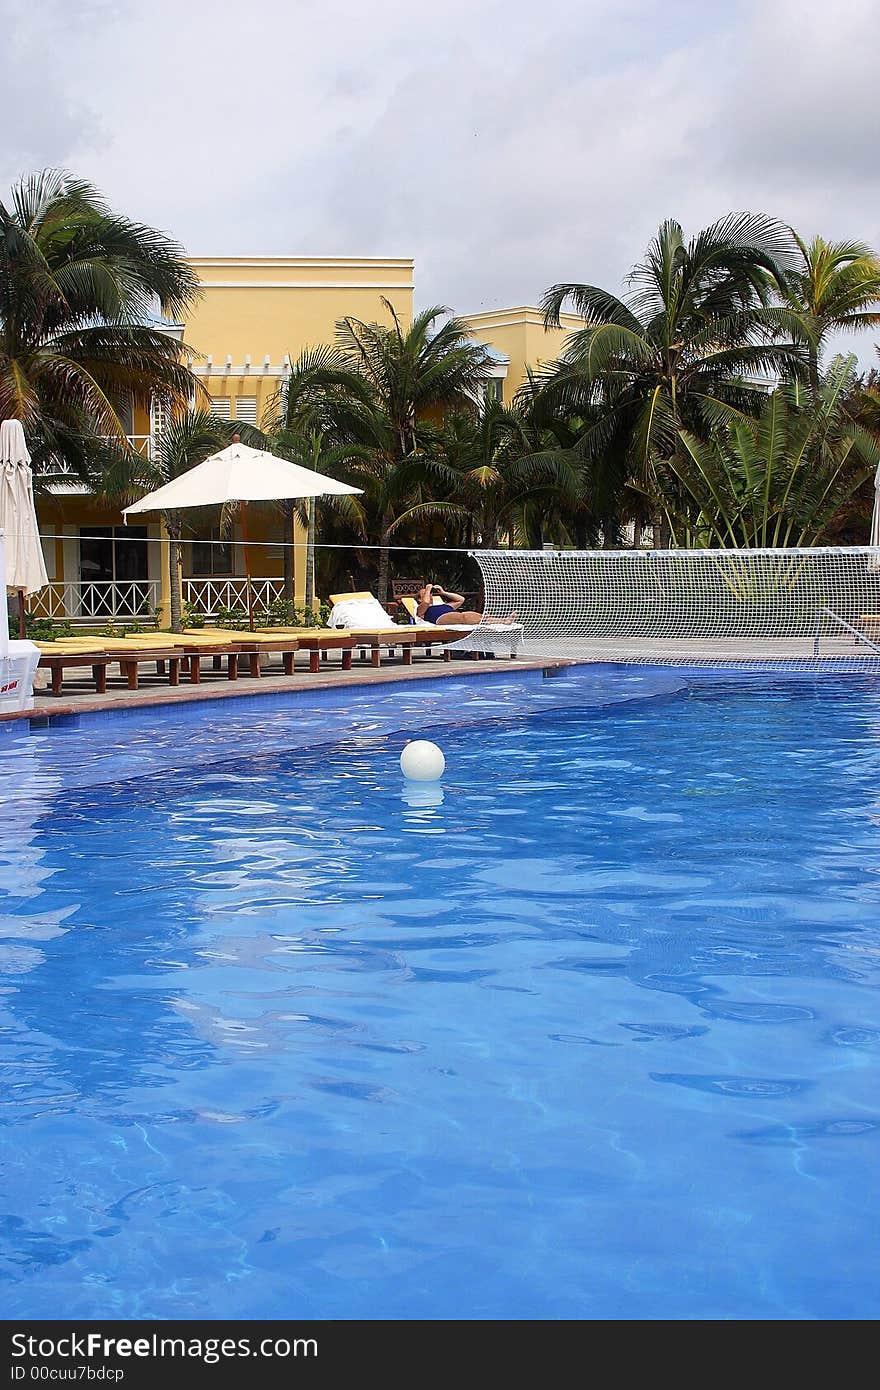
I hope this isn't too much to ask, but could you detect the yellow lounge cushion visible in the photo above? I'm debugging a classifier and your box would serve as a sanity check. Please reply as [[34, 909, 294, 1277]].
[[190, 626, 359, 643], [250, 626, 354, 639], [38, 643, 107, 656], [185, 628, 301, 646], [38, 637, 110, 647]]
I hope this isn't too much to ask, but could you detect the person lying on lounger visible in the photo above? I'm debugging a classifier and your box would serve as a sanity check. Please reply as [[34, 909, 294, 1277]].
[[416, 584, 517, 626]]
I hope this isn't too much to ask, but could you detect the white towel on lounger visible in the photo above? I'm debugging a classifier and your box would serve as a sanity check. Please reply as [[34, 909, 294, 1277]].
[[327, 597, 395, 629]]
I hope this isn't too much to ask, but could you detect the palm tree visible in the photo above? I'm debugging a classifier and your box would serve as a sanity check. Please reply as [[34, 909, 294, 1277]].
[[541, 214, 803, 545], [509, 370, 639, 548], [0, 169, 200, 486], [842, 353, 880, 445], [334, 300, 493, 600], [766, 234, 880, 402], [266, 346, 367, 602], [272, 430, 365, 610], [669, 357, 880, 547], [391, 396, 586, 551]]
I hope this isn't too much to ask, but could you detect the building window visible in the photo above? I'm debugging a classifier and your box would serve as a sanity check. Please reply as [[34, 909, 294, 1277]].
[[150, 392, 170, 442], [485, 379, 504, 404], [79, 527, 149, 614], [235, 397, 258, 425], [209, 396, 232, 418], [191, 527, 233, 576]]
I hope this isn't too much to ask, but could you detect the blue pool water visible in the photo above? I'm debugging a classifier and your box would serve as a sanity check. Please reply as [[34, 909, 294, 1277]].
[[1, 667, 879, 1320]]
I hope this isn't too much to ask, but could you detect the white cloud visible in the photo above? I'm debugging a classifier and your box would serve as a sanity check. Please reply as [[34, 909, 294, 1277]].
[[1, 0, 877, 361]]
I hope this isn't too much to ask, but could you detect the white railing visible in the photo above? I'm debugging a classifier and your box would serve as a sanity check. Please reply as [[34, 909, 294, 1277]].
[[45, 436, 154, 478], [40, 436, 156, 492], [30, 575, 286, 625], [94, 434, 153, 460], [30, 580, 161, 624], [122, 435, 154, 461], [183, 577, 287, 618]]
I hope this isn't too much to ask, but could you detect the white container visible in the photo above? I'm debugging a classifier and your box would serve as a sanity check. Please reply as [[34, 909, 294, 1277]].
[[1, 528, 42, 712], [0, 639, 40, 712]]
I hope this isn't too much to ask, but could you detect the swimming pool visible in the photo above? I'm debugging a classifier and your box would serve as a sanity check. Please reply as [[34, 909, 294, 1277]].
[[1, 667, 879, 1319]]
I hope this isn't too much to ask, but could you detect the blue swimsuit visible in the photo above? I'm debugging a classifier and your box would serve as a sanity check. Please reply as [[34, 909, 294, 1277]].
[[424, 603, 454, 623]]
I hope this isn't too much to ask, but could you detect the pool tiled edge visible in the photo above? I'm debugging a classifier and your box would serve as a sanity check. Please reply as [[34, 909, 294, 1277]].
[[0, 657, 566, 727]]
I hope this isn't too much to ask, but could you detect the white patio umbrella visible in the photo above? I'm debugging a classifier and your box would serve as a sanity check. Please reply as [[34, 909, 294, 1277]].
[[0, 420, 49, 636], [123, 435, 362, 628]]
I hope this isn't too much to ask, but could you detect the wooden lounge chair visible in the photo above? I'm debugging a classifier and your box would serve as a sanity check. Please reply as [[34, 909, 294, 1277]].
[[109, 647, 185, 691], [107, 638, 244, 689], [326, 591, 455, 668], [397, 597, 486, 660], [37, 645, 112, 697], [325, 591, 520, 666], [38, 642, 184, 696], [277, 631, 353, 674], [37, 633, 261, 695], [154, 632, 257, 681], [184, 627, 311, 675], [350, 626, 450, 667], [191, 627, 350, 676], [108, 632, 265, 683], [397, 596, 521, 659]]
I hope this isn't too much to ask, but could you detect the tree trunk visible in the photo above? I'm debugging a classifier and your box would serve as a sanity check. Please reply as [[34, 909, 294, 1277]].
[[166, 513, 183, 633], [377, 510, 393, 604], [282, 502, 295, 601], [808, 347, 821, 406], [305, 499, 316, 612], [652, 511, 670, 550]]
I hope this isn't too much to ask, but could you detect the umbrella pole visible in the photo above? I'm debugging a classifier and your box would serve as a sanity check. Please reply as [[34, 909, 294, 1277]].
[[18, 589, 25, 640], [240, 504, 255, 631]]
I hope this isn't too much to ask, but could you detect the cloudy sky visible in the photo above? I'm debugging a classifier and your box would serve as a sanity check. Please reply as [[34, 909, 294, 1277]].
[[1, 0, 877, 355]]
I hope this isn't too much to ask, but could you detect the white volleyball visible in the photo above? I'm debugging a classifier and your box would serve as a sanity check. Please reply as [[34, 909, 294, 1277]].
[[400, 739, 446, 782]]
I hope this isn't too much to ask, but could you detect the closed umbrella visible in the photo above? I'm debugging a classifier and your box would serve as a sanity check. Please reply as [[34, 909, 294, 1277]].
[[123, 434, 361, 628], [0, 420, 49, 636]]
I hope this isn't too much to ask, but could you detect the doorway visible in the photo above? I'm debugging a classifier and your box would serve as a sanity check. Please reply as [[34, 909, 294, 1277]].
[[79, 527, 149, 616]]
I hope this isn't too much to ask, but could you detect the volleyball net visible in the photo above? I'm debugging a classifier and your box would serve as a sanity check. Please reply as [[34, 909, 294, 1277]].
[[451, 547, 880, 669]]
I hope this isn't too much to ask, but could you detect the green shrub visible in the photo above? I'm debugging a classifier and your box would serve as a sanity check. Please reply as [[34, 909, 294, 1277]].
[[97, 621, 149, 638], [182, 601, 206, 629], [214, 605, 250, 629], [206, 599, 331, 630], [23, 615, 73, 641], [259, 598, 329, 629]]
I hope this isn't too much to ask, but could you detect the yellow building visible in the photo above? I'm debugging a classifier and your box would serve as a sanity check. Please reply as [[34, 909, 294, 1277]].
[[33, 263, 581, 626], [462, 307, 585, 404], [34, 257, 415, 626]]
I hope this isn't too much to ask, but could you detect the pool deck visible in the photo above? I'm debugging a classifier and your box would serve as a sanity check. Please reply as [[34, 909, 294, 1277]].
[[515, 635, 871, 663], [4, 652, 563, 724]]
